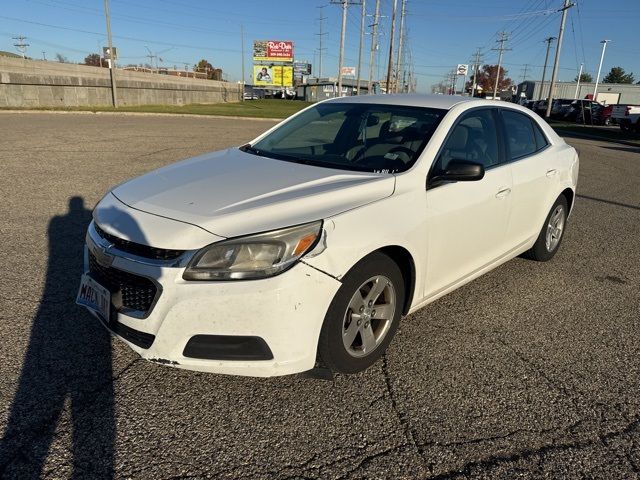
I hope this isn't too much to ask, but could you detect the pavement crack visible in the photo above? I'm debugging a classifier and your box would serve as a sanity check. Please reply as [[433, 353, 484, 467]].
[[427, 414, 640, 479], [381, 354, 431, 473]]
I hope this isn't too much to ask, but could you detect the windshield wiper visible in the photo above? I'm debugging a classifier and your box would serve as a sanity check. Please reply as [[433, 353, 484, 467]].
[[239, 144, 261, 155]]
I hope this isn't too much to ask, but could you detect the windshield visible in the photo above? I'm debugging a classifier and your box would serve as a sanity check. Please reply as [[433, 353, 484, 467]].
[[245, 102, 446, 173]]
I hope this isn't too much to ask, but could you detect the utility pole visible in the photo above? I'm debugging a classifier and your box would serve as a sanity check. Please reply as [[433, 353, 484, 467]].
[[386, 0, 398, 94], [42, 51, 46, 61], [332, 0, 349, 97], [103, 0, 118, 107], [593, 39, 610, 101], [145, 47, 158, 73], [470, 48, 482, 98], [356, 0, 366, 95], [395, 0, 406, 93], [521, 63, 530, 82], [12, 36, 29, 58], [316, 6, 327, 78], [545, 0, 575, 118], [539, 36, 556, 101], [574, 62, 583, 98], [367, 0, 381, 94], [240, 24, 245, 101], [492, 32, 510, 100]]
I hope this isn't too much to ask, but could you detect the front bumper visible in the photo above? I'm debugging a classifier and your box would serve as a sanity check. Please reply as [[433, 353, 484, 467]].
[[82, 222, 341, 377]]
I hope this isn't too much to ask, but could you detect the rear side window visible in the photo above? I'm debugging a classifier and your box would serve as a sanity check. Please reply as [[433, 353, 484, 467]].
[[502, 109, 537, 160], [531, 120, 549, 150]]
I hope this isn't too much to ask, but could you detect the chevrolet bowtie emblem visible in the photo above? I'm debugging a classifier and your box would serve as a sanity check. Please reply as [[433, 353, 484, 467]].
[[94, 243, 115, 268]]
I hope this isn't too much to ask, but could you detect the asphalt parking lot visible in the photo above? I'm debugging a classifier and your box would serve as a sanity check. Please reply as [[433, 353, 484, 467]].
[[0, 112, 639, 479]]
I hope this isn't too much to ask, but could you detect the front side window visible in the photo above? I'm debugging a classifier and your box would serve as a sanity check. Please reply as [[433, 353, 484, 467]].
[[433, 108, 500, 173], [502, 109, 537, 160], [246, 103, 446, 173]]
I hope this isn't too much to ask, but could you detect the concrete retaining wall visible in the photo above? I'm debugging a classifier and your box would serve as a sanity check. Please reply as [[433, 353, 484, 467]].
[[0, 57, 241, 107]]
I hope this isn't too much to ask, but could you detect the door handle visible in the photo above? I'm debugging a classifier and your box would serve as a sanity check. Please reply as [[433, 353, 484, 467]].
[[495, 187, 511, 199], [546, 169, 558, 177]]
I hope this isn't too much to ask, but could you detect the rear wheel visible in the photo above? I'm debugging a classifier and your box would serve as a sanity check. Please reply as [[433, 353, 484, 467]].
[[524, 195, 569, 262], [317, 252, 405, 374]]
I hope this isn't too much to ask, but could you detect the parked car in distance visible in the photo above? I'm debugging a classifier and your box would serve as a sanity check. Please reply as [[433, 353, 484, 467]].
[[612, 104, 640, 132], [77, 95, 579, 377], [533, 100, 548, 116], [550, 98, 575, 119], [564, 99, 604, 124]]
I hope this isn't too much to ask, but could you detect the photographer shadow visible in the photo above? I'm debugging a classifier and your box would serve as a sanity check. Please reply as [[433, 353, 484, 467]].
[[0, 197, 115, 479]]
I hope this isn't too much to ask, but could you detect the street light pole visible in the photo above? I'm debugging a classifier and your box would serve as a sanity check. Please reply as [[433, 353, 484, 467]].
[[103, 0, 118, 107], [593, 39, 610, 101], [574, 62, 583, 99]]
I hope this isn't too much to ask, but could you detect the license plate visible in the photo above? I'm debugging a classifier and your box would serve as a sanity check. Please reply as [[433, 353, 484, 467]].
[[76, 274, 111, 322]]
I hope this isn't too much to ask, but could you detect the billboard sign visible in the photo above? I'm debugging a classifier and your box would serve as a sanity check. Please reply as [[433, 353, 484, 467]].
[[253, 65, 293, 87], [456, 64, 468, 76], [341, 66, 356, 77], [253, 40, 294, 61], [293, 62, 311, 75]]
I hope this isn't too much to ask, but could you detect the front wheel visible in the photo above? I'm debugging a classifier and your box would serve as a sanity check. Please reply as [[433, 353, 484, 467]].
[[317, 252, 405, 374], [524, 195, 569, 262]]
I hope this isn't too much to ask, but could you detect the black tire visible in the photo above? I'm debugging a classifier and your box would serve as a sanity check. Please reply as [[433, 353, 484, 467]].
[[317, 252, 405, 374], [524, 195, 569, 262]]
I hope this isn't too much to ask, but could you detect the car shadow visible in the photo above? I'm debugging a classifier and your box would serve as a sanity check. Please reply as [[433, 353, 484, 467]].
[[600, 145, 640, 154], [577, 194, 640, 212], [0, 197, 115, 478]]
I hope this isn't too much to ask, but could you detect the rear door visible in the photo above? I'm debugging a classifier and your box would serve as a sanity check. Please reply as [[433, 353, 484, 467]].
[[500, 108, 559, 248], [425, 107, 513, 297]]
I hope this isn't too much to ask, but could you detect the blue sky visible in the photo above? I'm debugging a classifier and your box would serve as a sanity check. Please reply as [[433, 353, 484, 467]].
[[1, 0, 638, 92]]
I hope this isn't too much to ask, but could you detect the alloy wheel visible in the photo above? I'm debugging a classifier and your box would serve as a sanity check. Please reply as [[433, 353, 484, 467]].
[[342, 275, 396, 358]]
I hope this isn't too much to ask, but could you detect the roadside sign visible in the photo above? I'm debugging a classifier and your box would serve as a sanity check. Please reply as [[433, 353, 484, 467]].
[[456, 64, 468, 76], [102, 47, 117, 60]]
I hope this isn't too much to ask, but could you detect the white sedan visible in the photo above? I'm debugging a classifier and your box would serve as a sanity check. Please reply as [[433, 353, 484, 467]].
[[77, 95, 579, 377]]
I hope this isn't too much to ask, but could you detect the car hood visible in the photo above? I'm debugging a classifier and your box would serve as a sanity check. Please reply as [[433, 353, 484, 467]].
[[112, 148, 396, 239]]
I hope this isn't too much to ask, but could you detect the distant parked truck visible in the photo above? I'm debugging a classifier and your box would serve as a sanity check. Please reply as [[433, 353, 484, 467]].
[[611, 104, 640, 132]]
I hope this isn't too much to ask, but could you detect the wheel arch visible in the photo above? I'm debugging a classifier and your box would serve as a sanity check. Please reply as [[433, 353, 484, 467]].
[[560, 187, 575, 212], [375, 245, 416, 315]]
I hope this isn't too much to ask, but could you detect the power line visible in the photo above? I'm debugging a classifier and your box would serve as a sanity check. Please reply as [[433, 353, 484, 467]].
[[0, 15, 242, 54], [12, 35, 29, 58]]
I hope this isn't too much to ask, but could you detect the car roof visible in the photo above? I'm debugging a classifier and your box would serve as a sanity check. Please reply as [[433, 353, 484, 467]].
[[321, 93, 479, 110]]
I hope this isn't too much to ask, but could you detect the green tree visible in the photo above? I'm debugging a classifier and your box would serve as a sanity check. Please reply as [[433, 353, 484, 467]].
[[602, 66, 635, 84], [84, 53, 104, 67], [194, 59, 214, 79], [574, 72, 593, 82], [55, 53, 69, 63]]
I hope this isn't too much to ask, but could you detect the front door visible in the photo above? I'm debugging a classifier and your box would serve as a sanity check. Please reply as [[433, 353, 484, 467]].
[[424, 108, 513, 298]]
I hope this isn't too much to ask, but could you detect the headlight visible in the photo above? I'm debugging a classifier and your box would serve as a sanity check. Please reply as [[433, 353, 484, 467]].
[[183, 221, 323, 281]]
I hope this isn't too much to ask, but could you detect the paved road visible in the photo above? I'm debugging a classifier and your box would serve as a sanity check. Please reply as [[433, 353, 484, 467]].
[[0, 112, 638, 479]]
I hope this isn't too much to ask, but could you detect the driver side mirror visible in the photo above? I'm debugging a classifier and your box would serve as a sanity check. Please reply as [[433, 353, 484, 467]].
[[428, 160, 484, 189]]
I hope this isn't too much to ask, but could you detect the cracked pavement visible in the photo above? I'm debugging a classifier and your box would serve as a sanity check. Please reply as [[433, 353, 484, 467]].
[[0, 112, 639, 479]]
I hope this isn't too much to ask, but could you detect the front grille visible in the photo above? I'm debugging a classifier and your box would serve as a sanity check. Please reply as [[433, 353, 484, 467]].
[[94, 223, 184, 261], [89, 251, 159, 314]]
